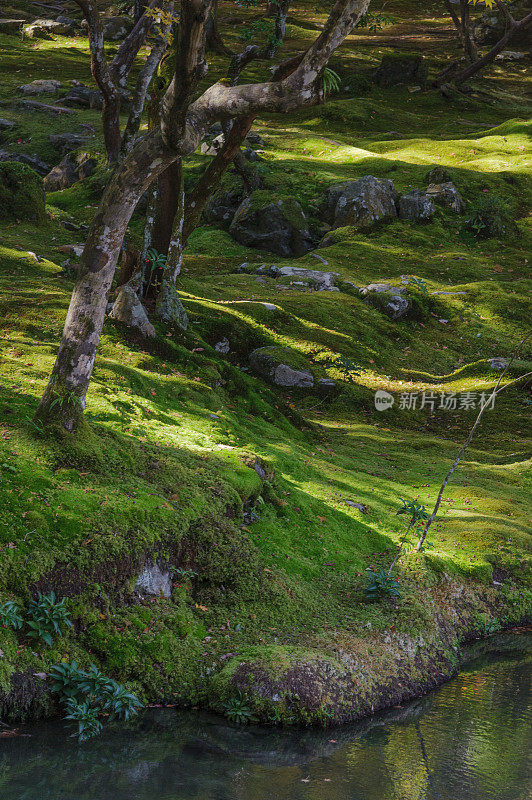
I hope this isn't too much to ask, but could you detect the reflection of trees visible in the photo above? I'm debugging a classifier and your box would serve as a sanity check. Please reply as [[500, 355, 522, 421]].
[[1, 647, 530, 800]]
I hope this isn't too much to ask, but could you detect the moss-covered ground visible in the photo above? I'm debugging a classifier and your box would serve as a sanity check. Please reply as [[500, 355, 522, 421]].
[[0, 1, 530, 723]]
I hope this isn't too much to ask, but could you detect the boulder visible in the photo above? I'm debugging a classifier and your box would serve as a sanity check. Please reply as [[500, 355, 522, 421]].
[[249, 347, 314, 388], [203, 188, 243, 228], [59, 84, 101, 109], [43, 152, 96, 191], [229, 191, 312, 257], [373, 53, 428, 87], [322, 175, 398, 230], [398, 190, 435, 222], [246, 132, 265, 146], [0, 119, 16, 131], [0, 149, 50, 177], [0, 19, 25, 35], [0, 161, 45, 224], [109, 286, 156, 337], [23, 19, 74, 37], [49, 131, 90, 153], [134, 564, 171, 599], [19, 79, 62, 95], [359, 283, 406, 296], [362, 287, 410, 320], [425, 166, 452, 184], [275, 266, 339, 290], [426, 182, 464, 213], [102, 15, 134, 40]]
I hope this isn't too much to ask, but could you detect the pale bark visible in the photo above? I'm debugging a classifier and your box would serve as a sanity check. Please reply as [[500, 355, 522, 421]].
[[37, 0, 371, 430]]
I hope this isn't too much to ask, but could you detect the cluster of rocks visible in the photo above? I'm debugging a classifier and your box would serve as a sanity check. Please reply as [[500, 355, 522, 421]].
[[0, 9, 135, 41], [248, 346, 337, 391], [208, 170, 464, 258]]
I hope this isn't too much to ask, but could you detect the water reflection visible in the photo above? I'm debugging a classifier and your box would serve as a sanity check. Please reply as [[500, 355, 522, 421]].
[[1, 634, 530, 800]]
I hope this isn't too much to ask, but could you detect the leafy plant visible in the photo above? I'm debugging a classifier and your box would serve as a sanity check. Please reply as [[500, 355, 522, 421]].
[[223, 692, 256, 725], [170, 566, 198, 582], [355, 12, 393, 32], [26, 592, 73, 646], [321, 67, 341, 98], [0, 600, 23, 630], [64, 698, 103, 742], [465, 195, 516, 239], [407, 276, 429, 295], [144, 248, 166, 294], [50, 662, 143, 741], [324, 354, 360, 383], [363, 567, 401, 601]]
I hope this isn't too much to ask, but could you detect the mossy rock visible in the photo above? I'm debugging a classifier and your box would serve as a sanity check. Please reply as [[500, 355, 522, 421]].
[[0, 162, 45, 224], [373, 53, 428, 88], [229, 190, 312, 257]]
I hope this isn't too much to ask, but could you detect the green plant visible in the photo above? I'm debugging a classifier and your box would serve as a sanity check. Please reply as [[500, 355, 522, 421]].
[[50, 662, 143, 741], [64, 698, 103, 742], [223, 692, 256, 725], [170, 567, 198, 581], [0, 601, 23, 630], [363, 567, 401, 601], [144, 248, 166, 294], [465, 195, 516, 239], [407, 276, 429, 295], [321, 67, 341, 98], [26, 592, 73, 646], [324, 354, 360, 383]]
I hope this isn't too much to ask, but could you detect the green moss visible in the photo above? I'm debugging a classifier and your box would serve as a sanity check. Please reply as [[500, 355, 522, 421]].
[[0, 162, 45, 224]]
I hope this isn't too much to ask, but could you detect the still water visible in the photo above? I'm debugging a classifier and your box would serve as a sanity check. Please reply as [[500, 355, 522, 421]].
[[1, 634, 530, 800]]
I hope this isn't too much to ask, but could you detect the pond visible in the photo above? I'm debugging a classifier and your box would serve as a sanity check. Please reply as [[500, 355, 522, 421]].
[[1, 633, 530, 800]]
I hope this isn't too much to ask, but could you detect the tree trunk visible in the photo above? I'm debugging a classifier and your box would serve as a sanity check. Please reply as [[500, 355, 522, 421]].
[[183, 114, 256, 241], [102, 94, 122, 165], [459, 0, 477, 62], [454, 11, 532, 85], [206, 0, 231, 55], [151, 161, 183, 258], [35, 135, 172, 431]]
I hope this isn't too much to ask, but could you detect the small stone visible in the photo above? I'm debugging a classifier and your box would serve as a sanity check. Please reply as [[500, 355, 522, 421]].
[[345, 501, 368, 513], [109, 286, 156, 337], [426, 182, 464, 213], [490, 357, 508, 371], [214, 337, 230, 354], [19, 79, 62, 95], [134, 564, 171, 598], [398, 190, 435, 223], [0, 119, 16, 130]]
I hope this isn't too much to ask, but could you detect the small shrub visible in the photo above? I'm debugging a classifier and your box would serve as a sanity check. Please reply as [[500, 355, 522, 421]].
[[27, 592, 73, 646], [50, 662, 143, 741], [465, 195, 517, 239], [64, 698, 103, 742], [363, 567, 401, 601], [223, 692, 256, 725], [0, 601, 23, 630]]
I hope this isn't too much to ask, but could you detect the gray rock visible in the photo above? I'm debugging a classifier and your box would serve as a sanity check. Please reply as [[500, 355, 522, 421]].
[[426, 182, 464, 213], [249, 347, 314, 388], [0, 119, 16, 131], [109, 286, 156, 337], [345, 501, 368, 513], [243, 148, 260, 162], [19, 79, 62, 95], [229, 192, 312, 257], [275, 266, 339, 289], [134, 564, 171, 599], [203, 188, 243, 229], [246, 132, 265, 146], [490, 357, 508, 371], [102, 15, 134, 40], [495, 50, 528, 61], [317, 377, 337, 391], [50, 131, 89, 153], [0, 19, 25, 35], [57, 243, 85, 257], [0, 149, 50, 177], [43, 152, 96, 191], [322, 175, 398, 230], [24, 19, 74, 38], [364, 290, 410, 320], [425, 166, 452, 184], [214, 337, 230, 354], [398, 190, 435, 222], [373, 53, 428, 87], [15, 99, 75, 115], [359, 282, 406, 296]]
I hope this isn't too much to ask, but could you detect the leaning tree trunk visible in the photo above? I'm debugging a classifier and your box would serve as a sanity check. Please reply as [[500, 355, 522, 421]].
[[459, 0, 477, 62], [454, 10, 532, 85], [150, 161, 184, 261], [35, 135, 172, 431]]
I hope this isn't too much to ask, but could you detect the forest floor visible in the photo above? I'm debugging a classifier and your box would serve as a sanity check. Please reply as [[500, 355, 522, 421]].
[[0, 0, 530, 725]]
